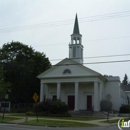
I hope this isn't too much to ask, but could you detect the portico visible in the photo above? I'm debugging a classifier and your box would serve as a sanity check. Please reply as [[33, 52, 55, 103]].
[[39, 74, 105, 111]]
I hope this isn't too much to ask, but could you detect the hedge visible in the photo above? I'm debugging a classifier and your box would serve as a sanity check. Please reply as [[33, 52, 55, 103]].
[[120, 105, 130, 113]]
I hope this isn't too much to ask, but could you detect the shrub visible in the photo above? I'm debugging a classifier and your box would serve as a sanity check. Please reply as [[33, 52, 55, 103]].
[[100, 100, 112, 111], [11, 108, 31, 113], [25, 111, 36, 116], [32, 99, 69, 115], [120, 105, 130, 113], [50, 100, 69, 114], [42, 99, 51, 112], [33, 99, 51, 113], [33, 102, 43, 112]]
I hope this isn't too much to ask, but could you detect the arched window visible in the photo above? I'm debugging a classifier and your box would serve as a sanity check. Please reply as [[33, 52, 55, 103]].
[[63, 69, 71, 74]]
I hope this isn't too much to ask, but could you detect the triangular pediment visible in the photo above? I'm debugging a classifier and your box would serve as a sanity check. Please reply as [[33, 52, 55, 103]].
[[37, 58, 102, 79]]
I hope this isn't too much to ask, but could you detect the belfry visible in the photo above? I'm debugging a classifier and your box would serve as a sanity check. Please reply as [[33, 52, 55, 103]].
[[69, 14, 83, 64]]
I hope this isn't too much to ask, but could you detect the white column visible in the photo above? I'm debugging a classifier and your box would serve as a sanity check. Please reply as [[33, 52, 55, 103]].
[[43, 84, 46, 100], [46, 84, 48, 99], [75, 37, 77, 44], [94, 82, 99, 111], [57, 83, 61, 100], [80, 38, 82, 44], [71, 38, 73, 44], [99, 83, 103, 102], [40, 83, 44, 102], [74, 82, 79, 111]]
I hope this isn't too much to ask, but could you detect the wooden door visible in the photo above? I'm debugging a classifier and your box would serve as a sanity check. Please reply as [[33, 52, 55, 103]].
[[52, 95, 57, 100], [87, 95, 92, 111], [68, 95, 75, 110]]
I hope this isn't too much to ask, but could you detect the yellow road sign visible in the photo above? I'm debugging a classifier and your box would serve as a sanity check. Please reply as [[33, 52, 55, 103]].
[[33, 93, 38, 102]]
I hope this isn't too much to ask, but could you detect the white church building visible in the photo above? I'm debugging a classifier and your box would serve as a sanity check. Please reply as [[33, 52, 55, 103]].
[[37, 15, 128, 111]]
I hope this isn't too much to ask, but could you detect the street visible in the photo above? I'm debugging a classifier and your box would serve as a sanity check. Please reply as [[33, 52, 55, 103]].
[[0, 124, 119, 130]]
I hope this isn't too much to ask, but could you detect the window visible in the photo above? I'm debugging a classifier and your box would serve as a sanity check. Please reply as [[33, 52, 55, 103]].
[[63, 69, 71, 74]]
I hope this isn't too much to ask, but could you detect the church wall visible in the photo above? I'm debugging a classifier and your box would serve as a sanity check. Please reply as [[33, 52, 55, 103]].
[[48, 84, 56, 99], [79, 84, 94, 110], [120, 89, 127, 105], [61, 84, 75, 105], [126, 91, 130, 105], [104, 80, 120, 111]]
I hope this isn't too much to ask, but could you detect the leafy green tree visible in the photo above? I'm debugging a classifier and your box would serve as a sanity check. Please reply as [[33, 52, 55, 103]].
[[0, 41, 51, 103], [122, 74, 129, 85], [0, 66, 10, 100]]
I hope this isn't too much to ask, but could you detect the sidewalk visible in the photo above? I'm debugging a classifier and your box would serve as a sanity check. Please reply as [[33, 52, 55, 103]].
[[4, 115, 124, 126]]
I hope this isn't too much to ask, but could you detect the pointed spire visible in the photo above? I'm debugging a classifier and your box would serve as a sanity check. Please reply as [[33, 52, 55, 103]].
[[73, 14, 80, 34]]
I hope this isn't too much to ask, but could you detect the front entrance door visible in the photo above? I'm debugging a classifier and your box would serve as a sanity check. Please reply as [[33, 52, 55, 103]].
[[87, 95, 92, 111], [68, 95, 75, 110], [52, 95, 57, 100]]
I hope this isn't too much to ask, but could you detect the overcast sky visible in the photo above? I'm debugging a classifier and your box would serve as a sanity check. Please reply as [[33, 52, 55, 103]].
[[0, 0, 130, 81]]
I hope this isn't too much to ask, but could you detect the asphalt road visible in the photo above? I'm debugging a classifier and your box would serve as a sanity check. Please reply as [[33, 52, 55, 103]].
[[0, 124, 120, 130]]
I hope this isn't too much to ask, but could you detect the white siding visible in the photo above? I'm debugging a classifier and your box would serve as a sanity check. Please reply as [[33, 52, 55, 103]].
[[104, 79, 120, 111]]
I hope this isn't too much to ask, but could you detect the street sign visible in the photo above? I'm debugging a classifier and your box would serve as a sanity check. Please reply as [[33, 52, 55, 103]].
[[33, 93, 38, 102]]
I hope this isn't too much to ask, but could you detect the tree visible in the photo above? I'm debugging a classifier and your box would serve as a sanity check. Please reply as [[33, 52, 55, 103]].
[[122, 74, 129, 85], [0, 41, 51, 103], [0, 66, 10, 100]]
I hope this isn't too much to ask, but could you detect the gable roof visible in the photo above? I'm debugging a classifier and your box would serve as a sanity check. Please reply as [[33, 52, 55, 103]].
[[37, 58, 106, 81]]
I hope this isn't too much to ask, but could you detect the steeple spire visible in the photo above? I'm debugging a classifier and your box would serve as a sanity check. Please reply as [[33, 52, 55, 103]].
[[69, 14, 83, 64], [73, 14, 80, 34]]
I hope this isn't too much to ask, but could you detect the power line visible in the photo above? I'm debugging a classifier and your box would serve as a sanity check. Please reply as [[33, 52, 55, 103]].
[[0, 10, 130, 33], [32, 35, 130, 47], [53, 59, 130, 66], [50, 54, 130, 61], [84, 54, 130, 59]]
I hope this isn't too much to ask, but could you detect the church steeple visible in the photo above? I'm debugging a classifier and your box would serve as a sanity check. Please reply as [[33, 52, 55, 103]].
[[69, 14, 83, 64], [73, 14, 80, 34]]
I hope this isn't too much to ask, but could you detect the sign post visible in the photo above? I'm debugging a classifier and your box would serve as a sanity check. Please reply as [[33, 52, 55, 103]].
[[33, 93, 39, 122]]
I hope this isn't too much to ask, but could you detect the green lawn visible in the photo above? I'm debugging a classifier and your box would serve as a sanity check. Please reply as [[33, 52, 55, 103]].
[[24, 119, 98, 127], [0, 117, 22, 123], [45, 116, 103, 121], [10, 113, 103, 121], [9, 113, 26, 117], [102, 118, 130, 124]]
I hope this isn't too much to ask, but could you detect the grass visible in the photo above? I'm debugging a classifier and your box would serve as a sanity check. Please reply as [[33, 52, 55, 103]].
[[102, 119, 119, 124], [9, 113, 103, 121], [44, 116, 103, 121], [102, 118, 130, 124], [0, 117, 22, 123], [9, 113, 25, 117], [23, 119, 98, 127]]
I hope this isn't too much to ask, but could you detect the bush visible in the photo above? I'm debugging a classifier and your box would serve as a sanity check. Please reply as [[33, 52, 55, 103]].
[[33, 102, 44, 112], [100, 100, 112, 111], [33, 99, 51, 113], [25, 111, 36, 116], [50, 100, 69, 114], [120, 105, 130, 113], [32, 99, 69, 115]]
